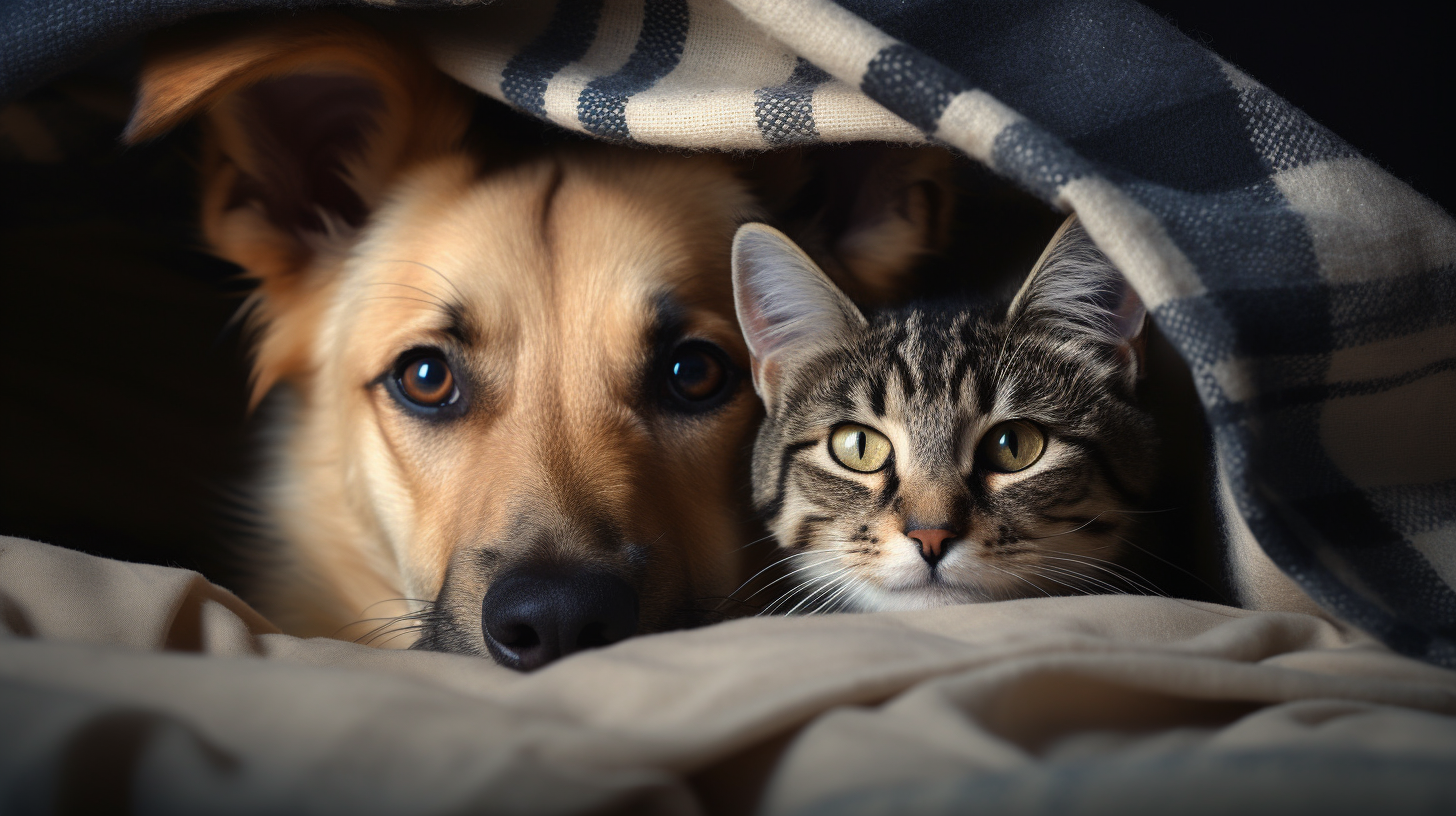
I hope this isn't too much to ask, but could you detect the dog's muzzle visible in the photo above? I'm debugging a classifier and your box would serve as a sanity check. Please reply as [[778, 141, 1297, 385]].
[[480, 564, 639, 671]]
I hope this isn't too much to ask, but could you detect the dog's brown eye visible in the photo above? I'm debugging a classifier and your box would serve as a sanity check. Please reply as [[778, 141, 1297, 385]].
[[399, 356, 457, 407], [978, 420, 1046, 473], [667, 342, 730, 404]]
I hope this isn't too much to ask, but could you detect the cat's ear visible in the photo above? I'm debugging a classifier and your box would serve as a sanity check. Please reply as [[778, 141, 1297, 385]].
[[1010, 215, 1147, 382], [733, 223, 868, 406]]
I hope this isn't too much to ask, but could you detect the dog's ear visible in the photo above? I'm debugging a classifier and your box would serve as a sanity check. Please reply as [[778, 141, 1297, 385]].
[[732, 223, 867, 407], [750, 146, 955, 308], [126, 14, 469, 274], [125, 14, 470, 402], [1010, 215, 1147, 386]]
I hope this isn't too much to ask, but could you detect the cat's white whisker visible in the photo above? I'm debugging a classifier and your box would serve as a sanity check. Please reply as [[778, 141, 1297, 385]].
[[1104, 531, 1220, 595], [729, 550, 842, 603], [981, 562, 1055, 598], [780, 565, 861, 616], [761, 565, 853, 616], [1038, 552, 1165, 597], [1018, 567, 1092, 596], [815, 575, 864, 614], [1031, 563, 1125, 596], [1026, 563, 1116, 597], [1025, 510, 1113, 540], [734, 532, 782, 552], [783, 570, 856, 616], [750, 552, 848, 598]]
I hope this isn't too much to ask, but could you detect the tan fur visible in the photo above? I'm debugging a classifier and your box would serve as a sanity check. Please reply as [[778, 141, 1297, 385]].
[[128, 14, 949, 649], [251, 151, 763, 639]]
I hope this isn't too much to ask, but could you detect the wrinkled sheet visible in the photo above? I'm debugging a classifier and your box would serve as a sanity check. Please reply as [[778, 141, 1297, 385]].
[[5, 1, 1456, 669], [4, 535, 1455, 815], [420, 0, 1456, 668]]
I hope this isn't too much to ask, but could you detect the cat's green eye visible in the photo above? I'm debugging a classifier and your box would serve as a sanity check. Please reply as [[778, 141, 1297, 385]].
[[978, 420, 1046, 473], [829, 424, 893, 473]]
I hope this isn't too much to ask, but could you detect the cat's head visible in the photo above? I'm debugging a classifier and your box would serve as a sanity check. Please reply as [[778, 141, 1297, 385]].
[[731, 217, 1157, 611]]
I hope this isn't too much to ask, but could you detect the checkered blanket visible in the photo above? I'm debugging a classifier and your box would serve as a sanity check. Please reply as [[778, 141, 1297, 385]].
[[5, 0, 1455, 667]]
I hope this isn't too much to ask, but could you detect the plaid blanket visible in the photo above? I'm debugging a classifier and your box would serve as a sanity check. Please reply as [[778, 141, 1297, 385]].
[[5, 0, 1455, 667]]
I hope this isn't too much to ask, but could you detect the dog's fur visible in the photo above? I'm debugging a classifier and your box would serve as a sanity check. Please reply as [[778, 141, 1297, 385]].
[[126, 14, 950, 664]]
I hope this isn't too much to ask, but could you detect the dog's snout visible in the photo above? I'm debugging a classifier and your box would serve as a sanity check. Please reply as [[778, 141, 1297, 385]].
[[480, 566, 639, 671]]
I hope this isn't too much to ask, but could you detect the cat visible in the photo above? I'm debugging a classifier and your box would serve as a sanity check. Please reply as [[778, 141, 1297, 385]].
[[730, 215, 1159, 613]]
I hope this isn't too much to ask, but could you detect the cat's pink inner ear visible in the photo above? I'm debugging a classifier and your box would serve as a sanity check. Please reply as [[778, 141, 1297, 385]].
[[1113, 281, 1147, 342], [734, 293, 780, 393], [731, 223, 866, 402], [1112, 281, 1148, 379]]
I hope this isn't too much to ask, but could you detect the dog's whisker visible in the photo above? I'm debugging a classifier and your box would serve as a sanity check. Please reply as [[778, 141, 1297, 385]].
[[346, 602, 441, 645], [380, 259, 467, 303], [361, 295, 448, 310], [365, 282, 452, 309], [357, 597, 435, 614], [373, 625, 428, 648]]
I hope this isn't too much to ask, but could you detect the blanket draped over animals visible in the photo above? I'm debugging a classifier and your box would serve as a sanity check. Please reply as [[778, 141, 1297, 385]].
[[7, 0, 1449, 668], [405, 0, 1456, 667], [2, 0, 1456, 812]]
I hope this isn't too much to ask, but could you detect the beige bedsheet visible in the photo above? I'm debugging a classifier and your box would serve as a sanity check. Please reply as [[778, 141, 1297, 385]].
[[3, 535, 1455, 815]]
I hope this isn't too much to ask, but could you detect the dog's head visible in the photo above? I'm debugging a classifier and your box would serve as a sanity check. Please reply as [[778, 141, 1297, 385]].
[[128, 14, 952, 669]]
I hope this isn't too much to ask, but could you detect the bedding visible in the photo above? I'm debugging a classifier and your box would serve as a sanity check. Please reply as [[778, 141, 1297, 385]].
[[5, 0, 1451, 666], [5, 535, 1456, 814], [414, 0, 1456, 669], [3, 0, 1456, 811]]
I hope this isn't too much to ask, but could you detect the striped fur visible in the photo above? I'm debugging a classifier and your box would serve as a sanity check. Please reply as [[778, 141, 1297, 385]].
[[736, 218, 1157, 611]]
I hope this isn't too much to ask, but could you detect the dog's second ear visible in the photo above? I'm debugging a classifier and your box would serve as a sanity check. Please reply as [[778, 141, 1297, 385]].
[[751, 146, 955, 308], [126, 14, 469, 281]]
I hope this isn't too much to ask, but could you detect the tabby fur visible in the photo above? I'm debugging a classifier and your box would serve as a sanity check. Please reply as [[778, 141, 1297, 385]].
[[732, 216, 1159, 612]]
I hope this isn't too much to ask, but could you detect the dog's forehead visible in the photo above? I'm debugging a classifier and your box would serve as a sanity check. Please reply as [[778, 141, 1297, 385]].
[[340, 151, 751, 364]]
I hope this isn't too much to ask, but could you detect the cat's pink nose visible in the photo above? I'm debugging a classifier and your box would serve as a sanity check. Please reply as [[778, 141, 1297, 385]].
[[907, 529, 955, 560]]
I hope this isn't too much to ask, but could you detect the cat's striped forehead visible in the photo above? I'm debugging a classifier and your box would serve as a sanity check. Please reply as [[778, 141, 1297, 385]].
[[772, 302, 1145, 499]]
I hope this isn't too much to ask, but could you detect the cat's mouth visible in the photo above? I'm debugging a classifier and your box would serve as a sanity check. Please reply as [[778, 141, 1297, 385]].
[[859, 563, 993, 610], [857, 580, 985, 611]]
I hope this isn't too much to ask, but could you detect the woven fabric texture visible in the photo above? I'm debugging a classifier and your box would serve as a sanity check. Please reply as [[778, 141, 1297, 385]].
[[4, 0, 1455, 666]]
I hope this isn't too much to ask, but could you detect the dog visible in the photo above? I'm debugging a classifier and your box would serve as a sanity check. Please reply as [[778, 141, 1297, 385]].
[[125, 14, 951, 670]]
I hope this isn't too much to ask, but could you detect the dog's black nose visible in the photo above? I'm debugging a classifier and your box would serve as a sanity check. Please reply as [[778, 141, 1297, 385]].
[[480, 566, 639, 671]]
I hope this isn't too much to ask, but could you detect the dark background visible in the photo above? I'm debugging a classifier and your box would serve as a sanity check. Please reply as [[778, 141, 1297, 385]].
[[0, 3, 1451, 591], [1139, 3, 1453, 213]]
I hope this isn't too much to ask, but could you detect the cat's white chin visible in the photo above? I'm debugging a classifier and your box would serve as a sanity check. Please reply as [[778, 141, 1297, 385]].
[[849, 580, 989, 612]]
